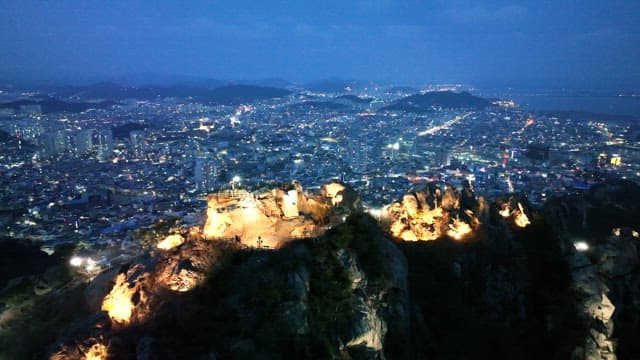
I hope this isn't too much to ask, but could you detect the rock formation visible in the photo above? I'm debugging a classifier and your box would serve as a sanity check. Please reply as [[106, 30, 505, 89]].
[[204, 180, 360, 247], [1, 180, 638, 359], [544, 180, 640, 359]]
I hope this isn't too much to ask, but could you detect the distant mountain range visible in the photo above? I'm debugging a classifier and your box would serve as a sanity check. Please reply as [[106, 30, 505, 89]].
[[49, 83, 292, 104], [0, 97, 118, 114], [203, 85, 291, 105], [0, 81, 494, 115], [0, 84, 293, 114], [235, 78, 294, 89], [381, 91, 492, 113]]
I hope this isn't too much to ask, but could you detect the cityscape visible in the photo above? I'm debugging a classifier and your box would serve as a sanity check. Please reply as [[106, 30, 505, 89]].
[[1, 84, 638, 249], [1, 1, 640, 359]]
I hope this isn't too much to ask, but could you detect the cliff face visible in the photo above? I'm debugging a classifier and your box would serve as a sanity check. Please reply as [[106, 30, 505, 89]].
[[400, 213, 581, 359], [387, 181, 638, 359], [543, 180, 640, 360], [40, 213, 408, 359]]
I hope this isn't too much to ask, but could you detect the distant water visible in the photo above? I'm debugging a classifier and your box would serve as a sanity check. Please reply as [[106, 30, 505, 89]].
[[485, 91, 640, 118], [479, 89, 640, 119]]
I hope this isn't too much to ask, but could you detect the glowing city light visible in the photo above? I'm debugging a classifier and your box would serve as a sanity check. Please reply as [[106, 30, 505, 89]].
[[69, 256, 83, 267], [85, 258, 97, 272], [574, 241, 589, 251]]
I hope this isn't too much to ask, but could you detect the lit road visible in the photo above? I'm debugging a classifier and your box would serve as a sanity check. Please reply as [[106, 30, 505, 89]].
[[417, 111, 473, 136]]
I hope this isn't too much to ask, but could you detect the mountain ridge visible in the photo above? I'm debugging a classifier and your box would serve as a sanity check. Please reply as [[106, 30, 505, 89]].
[[381, 90, 492, 112]]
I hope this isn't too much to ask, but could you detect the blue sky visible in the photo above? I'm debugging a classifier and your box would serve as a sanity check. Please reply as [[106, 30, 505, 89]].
[[1, 0, 639, 88]]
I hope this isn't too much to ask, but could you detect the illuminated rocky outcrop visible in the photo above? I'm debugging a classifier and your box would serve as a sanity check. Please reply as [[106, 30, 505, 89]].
[[514, 203, 531, 228], [386, 183, 482, 241], [82, 342, 109, 360], [100, 263, 152, 326], [101, 273, 136, 324], [321, 180, 361, 210], [446, 217, 472, 240], [156, 234, 184, 250], [202, 180, 360, 247], [50, 339, 110, 360], [499, 204, 511, 218], [279, 188, 300, 219], [495, 197, 532, 228], [322, 182, 346, 206], [203, 194, 234, 239]]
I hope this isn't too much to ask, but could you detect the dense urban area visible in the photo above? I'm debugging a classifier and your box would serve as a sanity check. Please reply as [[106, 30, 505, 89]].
[[1, 83, 638, 252]]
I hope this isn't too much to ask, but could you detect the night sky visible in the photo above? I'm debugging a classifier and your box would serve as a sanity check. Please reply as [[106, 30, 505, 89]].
[[1, 0, 639, 88]]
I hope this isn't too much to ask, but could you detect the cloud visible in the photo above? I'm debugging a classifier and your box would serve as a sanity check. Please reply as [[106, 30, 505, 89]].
[[446, 4, 527, 24]]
